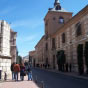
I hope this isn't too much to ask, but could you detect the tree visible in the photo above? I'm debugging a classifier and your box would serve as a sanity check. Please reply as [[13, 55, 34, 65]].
[[17, 56, 22, 64], [84, 42, 88, 74], [77, 44, 84, 75]]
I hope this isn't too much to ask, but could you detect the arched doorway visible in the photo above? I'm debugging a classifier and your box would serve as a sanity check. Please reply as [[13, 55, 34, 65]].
[[77, 44, 84, 75], [53, 55, 56, 69], [45, 58, 49, 68]]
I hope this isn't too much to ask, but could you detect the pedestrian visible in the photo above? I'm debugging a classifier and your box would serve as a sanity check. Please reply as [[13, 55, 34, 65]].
[[20, 63, 26, 81], [4, 72, 7, 81], [69, 63, 72, 72], [66, 63, 68, 72], [11, 62, 15, 80], [27, 65, 32, 81], [13, 62, 20, 81]]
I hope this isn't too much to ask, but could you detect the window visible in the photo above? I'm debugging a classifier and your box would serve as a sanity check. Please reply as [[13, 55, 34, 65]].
[[55, 5, 61, 10], [59, 17, 64, 24], [62, 33, 65, 43], [46, 43, 48, 51], [45, 21, 48, 26], [53, 17, 56, 20], [0, 22, 3, 34], [76, 22, 82, 37], [58, 37, 60, 48], [52, 38, 56, 49], [0, 37, 2, 51]]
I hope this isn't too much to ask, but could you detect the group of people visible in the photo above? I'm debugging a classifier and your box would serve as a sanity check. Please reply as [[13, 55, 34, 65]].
[[11, 62, 32, 81]]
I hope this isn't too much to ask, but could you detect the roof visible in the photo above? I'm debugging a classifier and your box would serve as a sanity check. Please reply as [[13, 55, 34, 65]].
[[49, 7, 68, 12], [35, 35, 45, 48]]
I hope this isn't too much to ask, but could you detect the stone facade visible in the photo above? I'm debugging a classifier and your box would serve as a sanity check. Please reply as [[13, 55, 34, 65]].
[[51, 5, 88, 72], [35, 36, 45, 67], [34, 0, 88, 73], [29, 50, 36, 67], [10, 29, 17, 63], [0, 20, 11, 79], [23, 55, 29, 63]]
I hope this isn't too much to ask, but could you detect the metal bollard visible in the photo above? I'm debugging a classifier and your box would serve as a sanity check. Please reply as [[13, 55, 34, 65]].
[[41, 81, 44, 88], [35, 76, 37, 83]]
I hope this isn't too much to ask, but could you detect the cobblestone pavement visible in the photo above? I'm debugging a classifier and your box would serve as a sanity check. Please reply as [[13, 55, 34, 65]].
[[0, 75, 39, 88]]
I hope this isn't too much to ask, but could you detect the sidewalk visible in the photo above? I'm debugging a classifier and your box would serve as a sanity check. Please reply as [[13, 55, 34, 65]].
[[0, 75, 39, 88], [35, 67, 88, 80]]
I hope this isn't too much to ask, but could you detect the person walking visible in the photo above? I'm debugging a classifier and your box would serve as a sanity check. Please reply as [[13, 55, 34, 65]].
[[13, 63, 20, 81], [27, 65, 32, 81], [69, 63, 72, 72], [20, 63, 25, 81], [11, 62, 15, 80]]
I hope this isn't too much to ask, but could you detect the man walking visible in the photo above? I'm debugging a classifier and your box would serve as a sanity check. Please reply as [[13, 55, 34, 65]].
[[27, 65, 32, 81], [11, 62, 15, 80], [13, 63, 20, 81]]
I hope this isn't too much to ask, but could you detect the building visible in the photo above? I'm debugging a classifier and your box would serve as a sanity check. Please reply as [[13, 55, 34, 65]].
[[10, 29, 17, 63], [51, 5, 88, 72], [35, 0, 72, 68], [29, 50, 36, 67], [0, 20, 11, 79], [0, 20, 17, 79], [23, 55, 29, 63], [34, 0, 88, 73], [44, 0, 73, 69], [35, 36, 45, 67]]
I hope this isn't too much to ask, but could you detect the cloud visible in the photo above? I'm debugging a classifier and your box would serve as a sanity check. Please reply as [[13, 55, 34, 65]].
[[11, 18, 44, 29]]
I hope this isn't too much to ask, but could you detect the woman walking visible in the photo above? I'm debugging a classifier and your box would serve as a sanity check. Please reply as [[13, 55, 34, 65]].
[[20, 63, 25, 81]]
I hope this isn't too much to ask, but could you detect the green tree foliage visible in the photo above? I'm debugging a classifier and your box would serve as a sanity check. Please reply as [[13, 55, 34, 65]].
[[17, 56, 22, 64]]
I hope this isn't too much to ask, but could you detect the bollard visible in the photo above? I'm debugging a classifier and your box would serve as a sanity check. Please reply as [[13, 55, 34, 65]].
[[35, 76, 37, 83], [41, 81, 44, 88]]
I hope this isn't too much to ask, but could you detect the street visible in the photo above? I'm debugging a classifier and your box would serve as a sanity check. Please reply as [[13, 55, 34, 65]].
[[32, 68, 88, 88]]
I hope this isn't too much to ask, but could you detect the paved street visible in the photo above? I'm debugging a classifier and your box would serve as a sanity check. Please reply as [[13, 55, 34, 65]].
[[32, 68, 88, 88], [0, 76, 38, 88]]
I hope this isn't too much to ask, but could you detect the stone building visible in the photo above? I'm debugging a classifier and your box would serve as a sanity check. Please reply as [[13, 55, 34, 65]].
[[35, 0, 72, 68], [23, 55, 29, 63], [35, 36, 45, 67], [0, 20, 17, 79], [10, 29, 17, 63], [0, 20, 11, 79], [34, 0, 88, 72], [44, 0, 72, 69], [29, 50, 36, 67], [51, 5, 88, 72]]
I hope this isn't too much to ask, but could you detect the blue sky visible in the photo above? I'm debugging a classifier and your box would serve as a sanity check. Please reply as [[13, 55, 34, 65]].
[[0, 0, 88, 57]]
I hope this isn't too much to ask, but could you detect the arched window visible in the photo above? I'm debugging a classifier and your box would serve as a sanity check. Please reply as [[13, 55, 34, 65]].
[[46, 43, 48, 51], [62, 33, 65, 43], [52, 38, 56, 49], [76, 22, 82, 37], [59, 17, 64, 24], [56, 5, 61, 10]]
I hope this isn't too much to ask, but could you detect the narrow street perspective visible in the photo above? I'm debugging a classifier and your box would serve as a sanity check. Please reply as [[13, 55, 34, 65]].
[[0, 0, 88, 88]]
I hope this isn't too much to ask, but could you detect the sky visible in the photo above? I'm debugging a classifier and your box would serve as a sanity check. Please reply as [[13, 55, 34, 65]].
[[0, 0, 88, 57]]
